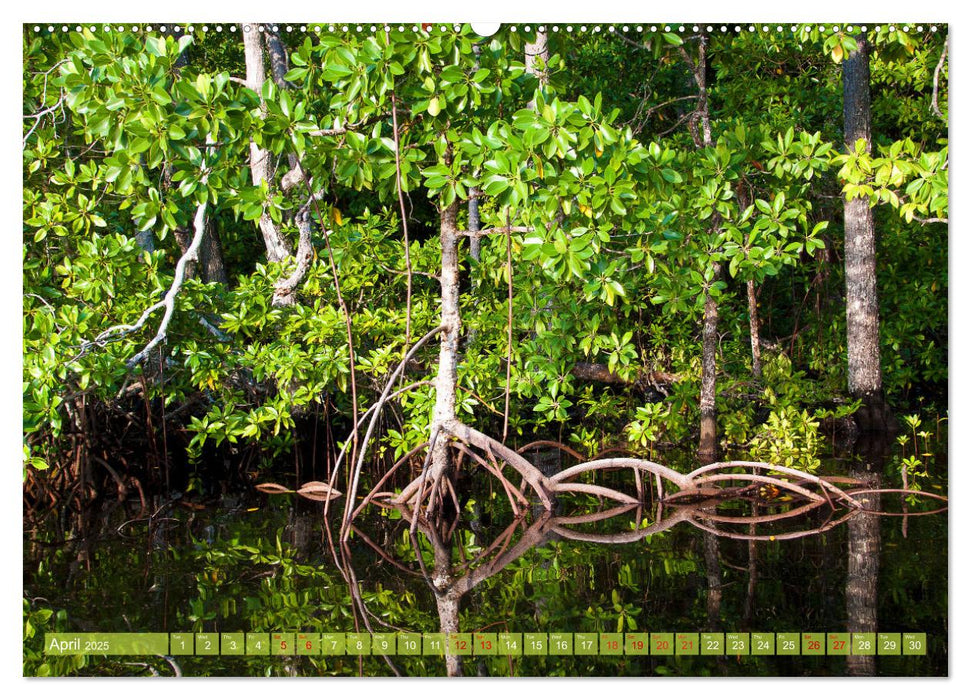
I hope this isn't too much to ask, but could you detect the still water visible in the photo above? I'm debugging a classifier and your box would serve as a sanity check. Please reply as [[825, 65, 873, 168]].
[[24, 450, 947, 677]]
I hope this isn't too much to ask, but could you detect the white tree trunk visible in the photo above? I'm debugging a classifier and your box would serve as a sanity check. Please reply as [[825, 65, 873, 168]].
[[242, 23, 291, 263]]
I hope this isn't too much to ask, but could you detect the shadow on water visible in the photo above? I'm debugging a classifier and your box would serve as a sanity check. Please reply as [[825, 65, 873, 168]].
[[24, 439, 947, 677]]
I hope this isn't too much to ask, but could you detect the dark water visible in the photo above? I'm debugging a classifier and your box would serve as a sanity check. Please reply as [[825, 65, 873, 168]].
[[23, 450, 947, 677]]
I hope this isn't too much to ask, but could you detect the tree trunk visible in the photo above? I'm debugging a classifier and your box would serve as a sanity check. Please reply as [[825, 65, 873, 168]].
[[263, 27, 290, 87], [682, 34, 721, 458], [842, 36, 890, 432], [698, 283, 720, 457], [272, 208, 313, 307], [173, 221, 227, 285], [435, 592, 463, 677], [468, 197, 481, 262], [468, 42, 483, 265], [172, 227, 198, 281], [200, 219, 228, 284], [242, 22, 291, 263], [428, 202, 461, 486], [747, 279, 762, 380]]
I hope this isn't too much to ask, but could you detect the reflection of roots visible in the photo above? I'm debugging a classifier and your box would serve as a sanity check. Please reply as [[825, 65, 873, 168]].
[[386, 421, 862, 511], [350, 420, 948, 539]]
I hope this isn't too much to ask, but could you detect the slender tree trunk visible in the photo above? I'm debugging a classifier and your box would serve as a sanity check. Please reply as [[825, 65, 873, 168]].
[[468, 195, 481, 262], [242, 22, 291, 263], [153, 46, 228, 283], [465, 191, 481, 347], [682, 35, 721, 458], [428, 202, 462, 486], [264, 26, 302, 183], [748, 280, 762, 380], [699, 288, 719, 456], [263, 26, 289, 86], [466, 43, 482, 344], [842, 36, 890, 432]]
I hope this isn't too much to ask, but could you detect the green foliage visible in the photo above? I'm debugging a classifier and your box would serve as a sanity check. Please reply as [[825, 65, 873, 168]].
[[24, 23, 947, 486]]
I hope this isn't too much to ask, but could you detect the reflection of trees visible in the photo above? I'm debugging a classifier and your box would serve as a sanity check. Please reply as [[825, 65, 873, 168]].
[[845, 438, 885, 677], [343, 457, 945, 677]]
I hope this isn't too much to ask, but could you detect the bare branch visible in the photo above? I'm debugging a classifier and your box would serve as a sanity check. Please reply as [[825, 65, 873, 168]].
[[387, 62, 414, 348], [502, 213, 514, 443], [279, 163, 305, 193], [931, 38, 948, 120], [459, 225, 534, 237], [341, 326, 445, 533], [23, 59, 69, 147], [307, 113, 390, 138], [23, 90, 65, 149], [72, 202, 206, 366], [127, 201, 209, 368]]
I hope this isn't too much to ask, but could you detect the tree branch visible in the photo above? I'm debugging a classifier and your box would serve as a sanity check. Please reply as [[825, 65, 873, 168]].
[[307, 113, 391, 138], [931, 38, 948, 120], [271, 206, 315, 307], [126, 202, 208, 367], [458, 225, 533, 237]]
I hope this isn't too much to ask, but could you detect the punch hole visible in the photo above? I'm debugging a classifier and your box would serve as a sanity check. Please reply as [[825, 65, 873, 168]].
[[471, 23, 501, 37]]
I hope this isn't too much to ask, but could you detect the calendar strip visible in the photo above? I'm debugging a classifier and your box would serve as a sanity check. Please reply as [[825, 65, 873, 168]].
[[45, 632, 927, 656]]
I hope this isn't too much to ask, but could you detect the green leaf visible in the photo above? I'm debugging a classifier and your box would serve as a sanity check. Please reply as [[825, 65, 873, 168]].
[[145, 36, 166, 57]]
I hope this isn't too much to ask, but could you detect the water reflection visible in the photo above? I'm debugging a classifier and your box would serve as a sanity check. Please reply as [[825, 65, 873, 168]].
[[350, 451, 945, 676], [24, 449, 947, 678]]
